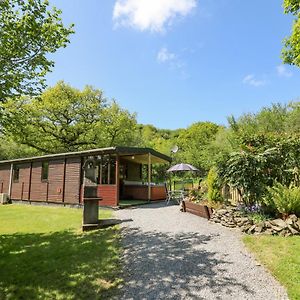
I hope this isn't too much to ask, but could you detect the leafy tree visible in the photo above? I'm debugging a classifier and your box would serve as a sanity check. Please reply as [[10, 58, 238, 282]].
[[0, 136, 39, 160], [0, 0, 74, 102], [218, 132, 300, 205], [207, 167, 223, 203], [227, 103, 290, 136], [282, 0, 300, 66], [99, 101, 138, 147], [1, 82, 138, 153], [176, 122, 221, 173]]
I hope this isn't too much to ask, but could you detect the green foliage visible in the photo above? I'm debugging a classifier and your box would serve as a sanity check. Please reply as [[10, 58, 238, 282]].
[[228, 103, 290, 135], [176, 122, 222, 173], [264, 182, 300, 216], [100, 100, 138, 147], [219, 132, 300, 205], [1, 82, 138, 154], [0, 0, 74, 102], [282, 0, 300, 67], [186, 188, 203, 203], [207, 167, 223, 203], [0, 136, 39, 160], [247, 212, 270, 224]]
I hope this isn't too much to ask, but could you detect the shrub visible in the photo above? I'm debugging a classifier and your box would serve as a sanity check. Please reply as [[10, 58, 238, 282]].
[[186, 188, 203, 203], [264, 182, 300, 217], [207, 167, 223, 203]]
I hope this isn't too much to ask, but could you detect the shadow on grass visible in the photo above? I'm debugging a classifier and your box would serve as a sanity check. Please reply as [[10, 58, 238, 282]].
[[0, 228, 121, 299], [120, 228, 254, 299]]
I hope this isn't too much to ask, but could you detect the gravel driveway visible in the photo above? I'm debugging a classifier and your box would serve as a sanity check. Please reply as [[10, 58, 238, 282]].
[[116, 202, 288, 300]]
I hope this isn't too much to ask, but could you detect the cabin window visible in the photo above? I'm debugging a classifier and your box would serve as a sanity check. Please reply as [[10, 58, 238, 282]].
[[13, 165, 20, 182], [41, 162, 49, 181], [98, 156, 116, 185]]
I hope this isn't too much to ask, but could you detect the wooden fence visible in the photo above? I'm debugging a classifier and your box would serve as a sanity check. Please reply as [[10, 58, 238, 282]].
[[221, 185, 243, 204]]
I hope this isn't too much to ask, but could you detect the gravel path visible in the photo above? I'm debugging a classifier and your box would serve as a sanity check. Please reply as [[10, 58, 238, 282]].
[[115, 202, 288, 300]]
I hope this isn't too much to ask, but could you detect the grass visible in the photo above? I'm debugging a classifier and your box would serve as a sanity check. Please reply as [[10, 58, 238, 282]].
[[243, 235, 300, 300], [0, 204, 121, 299], [118, 199, 149, 208]]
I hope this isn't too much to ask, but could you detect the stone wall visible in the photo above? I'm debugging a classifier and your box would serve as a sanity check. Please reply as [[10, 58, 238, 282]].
[[210, 207, 300, 237]]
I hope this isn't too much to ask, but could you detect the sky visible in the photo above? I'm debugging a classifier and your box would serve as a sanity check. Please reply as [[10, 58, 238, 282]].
[[46, 0, 300, 129]]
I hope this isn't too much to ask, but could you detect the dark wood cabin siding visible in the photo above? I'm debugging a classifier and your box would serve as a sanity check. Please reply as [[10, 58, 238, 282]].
[[123, 185, 166, 200], [30, 162, 48, 201], [98, 185, 118, 206], [0, 164, 11, 194], [64, 157, 81, 204], [47, 159, 64, 202], [11, 163, 31, 200]]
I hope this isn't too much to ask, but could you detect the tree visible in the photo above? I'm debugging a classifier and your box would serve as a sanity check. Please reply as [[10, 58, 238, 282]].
[[282, 0, 300, 66], [1, 82, 138, 154], [98, 101, 138, 147], [227, 102, 300, 140], [176, 122, 221, 172], [0, 0, 74, 102]]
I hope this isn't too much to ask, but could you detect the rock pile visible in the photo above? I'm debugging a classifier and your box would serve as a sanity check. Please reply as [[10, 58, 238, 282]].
[[210, 207, 300, 237]]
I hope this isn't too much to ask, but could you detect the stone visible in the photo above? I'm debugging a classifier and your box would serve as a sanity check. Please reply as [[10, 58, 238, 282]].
[[270, 225, 283, 232], [247, 225, 256, 234], [227, 224, 236, 228], [264, 229, 273, 235], [255, 223, 264, 233], [289, 222, 300, 231], [287, 225, 299, 235], [279, 229, 288, 237], [241, 225, 251, 232], [285, 218, 294, 226], [288, 214, 298, 222], [295, 220, 300, 230], [270, 219, 287, 229], [264, 221, 272, 228]]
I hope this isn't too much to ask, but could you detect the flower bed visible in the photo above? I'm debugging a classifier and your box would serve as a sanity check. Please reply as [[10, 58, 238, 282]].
[[182, 200, 213, 220]]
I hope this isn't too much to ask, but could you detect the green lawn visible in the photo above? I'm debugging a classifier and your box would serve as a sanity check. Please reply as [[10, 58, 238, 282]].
[[0, 204, 121, 299], [243, 235, 300, 300], [118, 199, 149, 208]]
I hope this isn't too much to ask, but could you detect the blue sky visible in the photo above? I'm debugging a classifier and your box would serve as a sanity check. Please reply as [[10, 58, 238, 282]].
[[46, 0, 300, 129]]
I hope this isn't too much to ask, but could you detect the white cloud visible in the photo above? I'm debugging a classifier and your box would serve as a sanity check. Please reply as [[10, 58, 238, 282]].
[[157, 47, 176, 63], [113, 0, 197, 32], [277, 65, 293, 78], [157, 47, 188, 78], [243, 74, 267, 87]]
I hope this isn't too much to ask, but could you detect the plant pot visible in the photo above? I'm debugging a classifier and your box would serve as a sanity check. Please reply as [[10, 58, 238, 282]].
[[182, 200, 213, 219]]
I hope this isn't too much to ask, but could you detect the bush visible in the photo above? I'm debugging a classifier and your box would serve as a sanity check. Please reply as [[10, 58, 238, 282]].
[[263, 183, 300, 217], [207, 167, 223, 203], [186, 188, 203, 203]]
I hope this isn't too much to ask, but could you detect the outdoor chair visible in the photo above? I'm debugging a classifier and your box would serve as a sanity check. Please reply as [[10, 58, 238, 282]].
[[165, 185, 186, 205]]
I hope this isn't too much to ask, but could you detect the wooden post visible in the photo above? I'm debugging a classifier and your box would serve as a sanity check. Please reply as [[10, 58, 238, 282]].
[[108, 157, 111, 184], [147, 153, 151, 201], [115, 155, 120, 206], [21, 182, 24, 200], [99, 161, 103, 185], [46, 182, 49, 202]]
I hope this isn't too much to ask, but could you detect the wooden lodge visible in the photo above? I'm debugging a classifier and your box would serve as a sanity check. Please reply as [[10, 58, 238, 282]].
[[0, 147, 172, 207]]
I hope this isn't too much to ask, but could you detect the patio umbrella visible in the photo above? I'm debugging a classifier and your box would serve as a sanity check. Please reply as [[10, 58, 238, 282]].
[[167, 163, 199, 173]]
